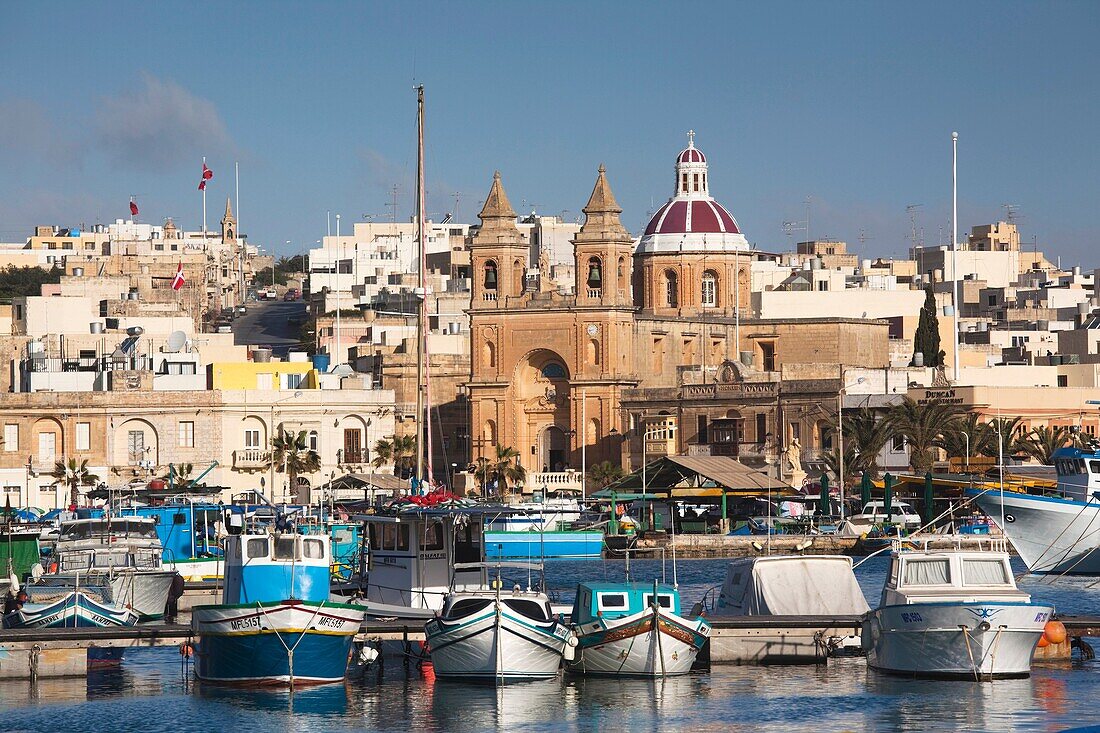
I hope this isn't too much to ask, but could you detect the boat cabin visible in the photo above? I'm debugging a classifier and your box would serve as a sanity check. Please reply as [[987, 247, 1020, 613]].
[[362, 510, 490, 614], [1052, 446, 1100, 501], [121, 502, 224, 563], [880, 549, 1030, 607], [221, 532, 330, 605], [570, 582, 681, 626]]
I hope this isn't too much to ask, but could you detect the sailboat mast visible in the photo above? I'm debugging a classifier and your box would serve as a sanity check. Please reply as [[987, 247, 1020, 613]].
[[414, 85, 432, 488]]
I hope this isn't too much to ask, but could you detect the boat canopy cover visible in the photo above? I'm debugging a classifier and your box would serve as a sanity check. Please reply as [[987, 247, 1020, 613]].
[[716, 555, 870, 616]]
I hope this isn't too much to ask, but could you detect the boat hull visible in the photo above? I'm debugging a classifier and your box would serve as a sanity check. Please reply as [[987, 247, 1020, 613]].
[[425, 601, 570, 681], [484, 531, 604, 560], [3, 591, 138, 629], [568, 607, 710, 677], [192, 599, 366, 685], [970, 489, 1100, 574], [864, 601, 1051, 678]]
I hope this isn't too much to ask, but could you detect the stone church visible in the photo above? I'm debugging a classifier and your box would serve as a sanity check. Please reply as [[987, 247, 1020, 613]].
[[466, 135, 888, 484]]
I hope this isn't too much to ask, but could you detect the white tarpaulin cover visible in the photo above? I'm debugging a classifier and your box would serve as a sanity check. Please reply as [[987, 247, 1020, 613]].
[[716, 555, 871, 616]]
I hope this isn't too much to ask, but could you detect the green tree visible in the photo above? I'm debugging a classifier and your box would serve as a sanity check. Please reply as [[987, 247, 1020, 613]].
[[472, 456, 493, 494], [0, 265, 62, 300], [836, 407, 893, 479], [490, 445, 526, 496], [984, 416, 1028, 460], [272, 430, 322, 503], [1018, 425, 1070, 465], [371, 434, 417, 476], [161, 462, 195, 488], [587, 461, 625, 491], [913, 285, 943, 367], [50, 458, 100, 507], [886, 397, 962, 473], [935, 412, 996, 464]]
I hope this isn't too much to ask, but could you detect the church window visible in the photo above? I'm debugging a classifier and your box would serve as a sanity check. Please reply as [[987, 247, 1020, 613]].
[[701, 270, 718, 307], [541, 362, 566, 379], [588, 338, 600, 366], [665, 270, 678, 307], [702, 173, 706, 190], [484, 420, 497, 447], [484, 260, 498, 290], [484, 339, 496, 368], [587, 257, 602, 289], [681, 173, 689, 193], [760, 341, 776, 372], [693, 174, 700, 192], [755, 414, 767, 443]]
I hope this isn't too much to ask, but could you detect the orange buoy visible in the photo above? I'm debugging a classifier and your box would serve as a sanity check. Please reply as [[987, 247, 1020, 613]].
[[1043, 620, 1067, 645], [179, 643, 194, 658], [1037, 635, 1050, 648]]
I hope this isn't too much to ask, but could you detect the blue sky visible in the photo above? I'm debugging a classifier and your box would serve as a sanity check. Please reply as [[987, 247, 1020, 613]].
[[1, 1, 1097, 265]]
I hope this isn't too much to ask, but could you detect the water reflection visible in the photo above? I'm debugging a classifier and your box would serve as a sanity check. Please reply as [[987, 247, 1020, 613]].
[[193, 680, 350, 717]]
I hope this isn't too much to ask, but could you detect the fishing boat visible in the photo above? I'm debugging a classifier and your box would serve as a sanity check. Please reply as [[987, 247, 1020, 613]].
[[191, 518, 366, 686], [123, 500, 227, 581], [566, 581, 710, 677], [425, 561, 573, 682], [967, 446, 1100, 574], [4, 586, 137, 628], [862, 543, 1053, 679], [37, 516, 177, 620]]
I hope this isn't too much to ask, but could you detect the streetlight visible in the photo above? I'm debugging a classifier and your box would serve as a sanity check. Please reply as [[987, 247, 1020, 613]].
[[270, 390, 303, 503], [837, 374, 867, 522]]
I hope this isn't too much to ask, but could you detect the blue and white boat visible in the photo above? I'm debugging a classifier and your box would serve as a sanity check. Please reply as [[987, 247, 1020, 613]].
[[4, 587, 137, 629], [191, 523, 366, 686], [483, 529, 604, 560], [425, 561, 573, 682], [862, 544, 1052, 679], [968, 446, 1100, 574], [566, 581, 710, 677], [123, 501, 226, 581]]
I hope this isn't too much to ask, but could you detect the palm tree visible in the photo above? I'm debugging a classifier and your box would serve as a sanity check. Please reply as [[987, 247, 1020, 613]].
[[818, 444, 860, 487], [271, 430, 322, 503], [1019, 425, 1070, 465], [838, 407, 893, 479], [886, 397, 963, 474], [935, 413, 995, 465], [984, 416, 1028, 460], [472, 456, 492, 494], [161, 462, 195, 489], [50, 458, 100, 507], [491, 445, 526, 496], [371, 434, 416, 476], [587, 461, 624, 491]]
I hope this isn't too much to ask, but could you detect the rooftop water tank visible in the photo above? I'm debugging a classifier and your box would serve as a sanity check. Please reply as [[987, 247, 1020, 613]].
[[252, 348, 272, 363]]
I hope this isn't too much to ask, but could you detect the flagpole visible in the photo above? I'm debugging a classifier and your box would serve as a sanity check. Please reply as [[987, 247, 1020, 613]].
[[202, 156, 208, 242]]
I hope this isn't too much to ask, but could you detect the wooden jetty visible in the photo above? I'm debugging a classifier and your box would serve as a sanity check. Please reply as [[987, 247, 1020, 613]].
[[2, 615, 1095, 679]]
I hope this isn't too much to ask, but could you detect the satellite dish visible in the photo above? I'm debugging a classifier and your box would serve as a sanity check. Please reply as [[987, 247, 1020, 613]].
[[126, 326, 145, 337], [165, 330, 187, 353]]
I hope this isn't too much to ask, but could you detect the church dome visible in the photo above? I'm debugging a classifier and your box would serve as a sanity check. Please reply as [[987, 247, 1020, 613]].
[[636, 131, 749, 254]]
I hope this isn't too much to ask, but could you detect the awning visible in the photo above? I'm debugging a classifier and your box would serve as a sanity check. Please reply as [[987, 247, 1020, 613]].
[[601, 455, 795, 497]]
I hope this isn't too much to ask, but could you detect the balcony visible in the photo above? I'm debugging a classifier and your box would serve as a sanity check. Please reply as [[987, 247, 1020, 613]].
[[586, 288, 602, 299], [482, 292, 497, 301], [233, 449, 271, 470], [526, 471, 584, 492]]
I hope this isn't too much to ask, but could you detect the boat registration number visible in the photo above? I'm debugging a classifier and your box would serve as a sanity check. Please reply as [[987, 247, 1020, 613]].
[[900, 612, 924, 623], [317, 616, 344, 629], [1033, 612, 1050, 623], [230, 615, 262, 631]]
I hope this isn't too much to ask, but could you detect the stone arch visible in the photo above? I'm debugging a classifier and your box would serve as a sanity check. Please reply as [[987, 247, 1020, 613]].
[[586, 256, 602, 291], [484, 260, 498, 290], [702, 269, 719, 308], [483, 419, 498, 447], [512, 258, 524, 295], [114, 417, 160, 467], [664, 268, 678, 307], [484, 338, 496, 368], [336, 414, 370, 465], [587, 338, 601, 366]]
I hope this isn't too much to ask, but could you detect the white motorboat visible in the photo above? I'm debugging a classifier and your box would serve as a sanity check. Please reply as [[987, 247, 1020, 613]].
[[968, 446, 1100, 574], [425, 561, 572, 682], [862, 543, 1053, 679], [566, 581, 709, 677], [38, 517, 177, 620]]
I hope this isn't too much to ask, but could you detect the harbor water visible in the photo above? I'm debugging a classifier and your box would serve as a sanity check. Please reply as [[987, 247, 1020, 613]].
[[3, 556, 1100, 733]]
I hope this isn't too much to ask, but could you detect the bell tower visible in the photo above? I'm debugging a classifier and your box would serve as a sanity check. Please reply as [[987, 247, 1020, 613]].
[[573, 165, 634, 307], [470, 171, 529, 309], [221, 197, 236, 242]]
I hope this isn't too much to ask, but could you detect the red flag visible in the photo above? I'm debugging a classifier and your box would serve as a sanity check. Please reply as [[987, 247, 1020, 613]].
[[172, 263, 185, 291], [198, 162, 213, 190], [129, 200, 139, 216]]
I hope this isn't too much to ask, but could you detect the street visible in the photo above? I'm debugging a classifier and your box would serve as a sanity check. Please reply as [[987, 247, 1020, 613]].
[[231, 300, 308, 356]]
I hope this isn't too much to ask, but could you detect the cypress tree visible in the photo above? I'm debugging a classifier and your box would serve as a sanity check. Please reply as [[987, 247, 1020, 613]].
[[913, 284, 942, 367]]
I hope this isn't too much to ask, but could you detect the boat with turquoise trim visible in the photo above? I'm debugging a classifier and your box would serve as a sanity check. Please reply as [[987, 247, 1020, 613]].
[[566, 581, 710, 676], [3, 587, 137, 629], [425, 561, 573, 682], [191, 519, 366, 686]]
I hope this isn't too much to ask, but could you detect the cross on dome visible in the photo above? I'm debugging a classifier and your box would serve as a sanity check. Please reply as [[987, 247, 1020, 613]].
[[687, 129, 695, 148]]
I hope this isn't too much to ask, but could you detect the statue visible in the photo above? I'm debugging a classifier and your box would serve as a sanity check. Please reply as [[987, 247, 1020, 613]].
[[783, 437, 803, 475]]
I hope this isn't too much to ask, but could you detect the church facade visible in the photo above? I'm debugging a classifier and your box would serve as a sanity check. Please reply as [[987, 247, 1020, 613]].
[[466, 136, 889, 486]]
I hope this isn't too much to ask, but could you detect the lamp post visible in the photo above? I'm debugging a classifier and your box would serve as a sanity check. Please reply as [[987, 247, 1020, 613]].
[[269, 390, 303, 503]]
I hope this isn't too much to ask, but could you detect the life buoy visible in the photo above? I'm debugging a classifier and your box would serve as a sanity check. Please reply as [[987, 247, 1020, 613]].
[[615, 504, 625, 517]]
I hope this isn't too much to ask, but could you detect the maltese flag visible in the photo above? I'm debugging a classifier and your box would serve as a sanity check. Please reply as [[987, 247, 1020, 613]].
[[198, 162, 213, 190], [171, 263, 185, 290]]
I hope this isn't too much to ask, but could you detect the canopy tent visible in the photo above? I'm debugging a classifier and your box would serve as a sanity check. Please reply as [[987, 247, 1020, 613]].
[[600, 455, 796, 498], [320, 472, 408, 502], [716, 555, 870, 616]]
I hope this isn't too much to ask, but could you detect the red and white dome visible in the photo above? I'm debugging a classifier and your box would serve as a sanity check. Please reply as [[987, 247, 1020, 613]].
[[636, 131, 749, 254]]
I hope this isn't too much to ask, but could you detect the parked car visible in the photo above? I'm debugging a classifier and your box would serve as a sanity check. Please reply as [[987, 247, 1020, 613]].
[[283, 288, 301, 301], [216, 324, 232, 334], [235, 305, 247, 315]]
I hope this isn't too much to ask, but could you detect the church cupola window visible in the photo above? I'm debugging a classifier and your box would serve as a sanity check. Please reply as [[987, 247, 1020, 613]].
[[665, 269, 678, 308], [484, 260, 498, 290], [701, 270, 718, 307]]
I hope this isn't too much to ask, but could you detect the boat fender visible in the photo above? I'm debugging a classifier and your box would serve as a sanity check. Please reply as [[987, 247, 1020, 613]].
[[1043, 620, 1067, 646], [563, 635, 578, 661], [179, 643, 193, 658]]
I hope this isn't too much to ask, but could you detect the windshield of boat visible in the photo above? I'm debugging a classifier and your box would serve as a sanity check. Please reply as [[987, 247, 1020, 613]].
[[445, 597, 492, 619], [503, 597, 549, 621], [59, 519, 158, 541], [961, 558, 1011, 585], [902, 558, 951, 586]]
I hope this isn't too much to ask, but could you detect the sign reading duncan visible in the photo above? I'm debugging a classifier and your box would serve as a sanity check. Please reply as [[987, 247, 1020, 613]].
[[683, 382, 778, 399], [916, 388, 965, 406]]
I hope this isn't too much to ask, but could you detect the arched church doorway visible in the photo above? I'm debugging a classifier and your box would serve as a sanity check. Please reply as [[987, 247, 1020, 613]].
[[540, 425, 568, 472]]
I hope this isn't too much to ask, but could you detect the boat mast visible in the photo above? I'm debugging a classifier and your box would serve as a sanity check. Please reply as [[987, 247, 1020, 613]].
[[414, 85, 433, 489]]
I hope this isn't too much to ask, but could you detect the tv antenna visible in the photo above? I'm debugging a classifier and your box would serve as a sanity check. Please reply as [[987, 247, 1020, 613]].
[[1002, 203, 1022, 225], [905, 204, 924, 248], [385, 184, 401, 224]]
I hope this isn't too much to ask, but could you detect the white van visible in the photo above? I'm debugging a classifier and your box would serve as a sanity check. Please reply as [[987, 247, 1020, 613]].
[[854, 500, 923, 528]]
